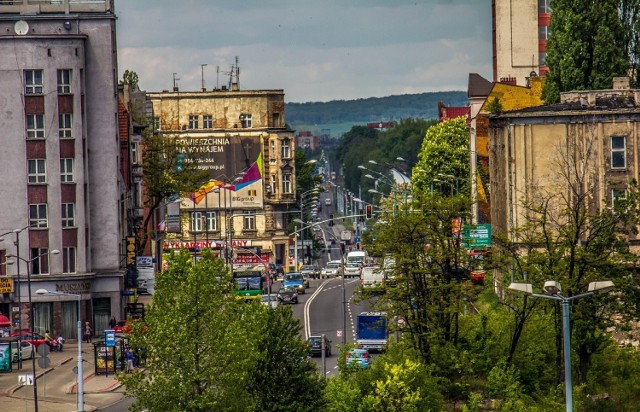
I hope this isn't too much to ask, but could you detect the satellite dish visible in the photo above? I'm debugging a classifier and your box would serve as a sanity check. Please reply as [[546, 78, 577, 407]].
[[14, 20, 29, 35]]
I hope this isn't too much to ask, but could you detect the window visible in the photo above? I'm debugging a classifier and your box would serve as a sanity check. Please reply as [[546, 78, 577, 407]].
[[28, 159, 46, 183], [538, 52, 547, 66], [131, 141, 140, 165], [538, 0, 551, 13], [282, 174, 292, 194], [206, 211, 217, 231], [26, 114, 45, 139], [60, 158, 74, 182], [203, 115, 213, 129], [30, 248, 50, 275], [611, 136, 626, 169], [538, 25, 551, 41], [29, 204, 48, 228], [271, 175, 277, 194], [240, 114, 252, 128], [62, 247, 76, 274], [188, 115, 199, 129], [191, 211, 203, 232], [243, 210, 256, 230], [59, 113, 73, 138], [25, 70, 43, 94], [61, 203, 75, 227], [612, 188, 628, 210], [153, 116, 161, 131], [57, 69, 72, 94], [281, 139, 290, 159], [270, 140, 276, 161]]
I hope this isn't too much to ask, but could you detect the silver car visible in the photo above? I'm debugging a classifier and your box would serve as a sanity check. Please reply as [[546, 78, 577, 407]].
[[344, 263, 362, 278]]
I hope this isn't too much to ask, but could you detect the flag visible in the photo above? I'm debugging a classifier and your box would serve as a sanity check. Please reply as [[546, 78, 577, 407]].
[[191, 180, 221, 205]]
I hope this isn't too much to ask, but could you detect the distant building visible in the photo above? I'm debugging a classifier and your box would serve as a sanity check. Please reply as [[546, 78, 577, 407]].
[[0, 0, 124, 338], [148, 87, 296, 268], [296, 131, 320, 151], [366, 122, 395, 130], [437, 101, 470, 122], [492, 0, 550, 86]]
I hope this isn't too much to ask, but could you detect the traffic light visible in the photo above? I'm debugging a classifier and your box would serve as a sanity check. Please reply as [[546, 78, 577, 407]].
[[340, 242, 346, 254], [256, 247, 261, 257], [366, 205, 373, 219], [126, 264, 138, 288], [329, 214, 334, 226]]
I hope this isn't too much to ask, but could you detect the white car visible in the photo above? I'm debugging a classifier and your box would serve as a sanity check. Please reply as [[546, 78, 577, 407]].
[[344, 263, 362, 278], [260, 294, 281, 309], [361, 266, 384, 287], [12, 341, 34, 363], [321, 261, 343, 278]]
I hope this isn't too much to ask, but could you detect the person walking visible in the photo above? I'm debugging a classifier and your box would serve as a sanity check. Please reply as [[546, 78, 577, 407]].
[[84, 321, 93, 343], [109, 316, 116, 329], [126, 347, 135, 373]]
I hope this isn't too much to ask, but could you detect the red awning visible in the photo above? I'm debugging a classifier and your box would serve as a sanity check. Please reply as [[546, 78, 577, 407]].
[[0, 313, 11, 327]]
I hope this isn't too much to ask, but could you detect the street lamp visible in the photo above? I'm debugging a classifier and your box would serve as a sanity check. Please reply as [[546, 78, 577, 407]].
[[6, 248, 59, 412], [35, 289, 83, 412], [508, 280, 615, 412]]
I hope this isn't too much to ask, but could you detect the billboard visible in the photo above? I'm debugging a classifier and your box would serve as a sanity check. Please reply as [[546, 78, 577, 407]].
[[178, 135, 264, 209]]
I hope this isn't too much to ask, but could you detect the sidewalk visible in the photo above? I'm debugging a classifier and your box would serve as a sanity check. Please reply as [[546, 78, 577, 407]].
[[0, 342, 124, 411]]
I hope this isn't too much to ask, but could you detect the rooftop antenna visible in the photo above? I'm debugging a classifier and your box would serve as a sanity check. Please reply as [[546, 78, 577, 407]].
[[235, 56, 240, 90], [172, 72, 180, 91], [216, 65, 220, 89], [200, 63, 208, 91]]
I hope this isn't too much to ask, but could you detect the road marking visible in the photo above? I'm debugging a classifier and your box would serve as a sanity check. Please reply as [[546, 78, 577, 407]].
[[304, 279, 331, 339]]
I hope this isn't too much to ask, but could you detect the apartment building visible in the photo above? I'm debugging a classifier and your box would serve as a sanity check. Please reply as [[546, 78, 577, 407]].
[[0, 0, 124, 339], [148, 86, 296, 268]]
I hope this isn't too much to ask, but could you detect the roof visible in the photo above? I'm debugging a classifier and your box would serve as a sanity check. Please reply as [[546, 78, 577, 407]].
[[497, 96, 640, 118], [468, 73, 493, 98]]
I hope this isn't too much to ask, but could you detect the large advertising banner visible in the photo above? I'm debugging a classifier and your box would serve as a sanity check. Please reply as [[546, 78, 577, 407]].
[[0, 343, 11, 372], [178, 135, 264, 209]]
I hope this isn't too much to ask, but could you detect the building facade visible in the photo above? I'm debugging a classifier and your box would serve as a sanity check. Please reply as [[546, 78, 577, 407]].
[[489, 79, 640, 242], [492, 0, 550, 86], [0, 0, 124, 340], [148, 87, 296, 269]]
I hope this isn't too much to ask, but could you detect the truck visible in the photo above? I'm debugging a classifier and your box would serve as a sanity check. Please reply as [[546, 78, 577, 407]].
[[356, 312, 387, 352]]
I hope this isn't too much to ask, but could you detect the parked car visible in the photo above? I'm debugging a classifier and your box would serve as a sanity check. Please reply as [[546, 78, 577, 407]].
[[260, 294, 280, 309], [10, 331, 46, 349], [11, 341, 34, 363], [321, 260, 343, 278], [113, 320, 133, 334], [283, 273, 306, 294], [346, 348, 371, 368], [300, 264, 320, 279], [276, 286, 299, 304], [344, 263, 362, 278], [307, 335, 332, 357]]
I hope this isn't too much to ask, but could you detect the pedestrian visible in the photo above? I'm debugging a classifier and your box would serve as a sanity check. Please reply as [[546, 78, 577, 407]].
[[126, 348, 135, 373], [109, 315, 116, 329], [44, 330, 53, 349], [84, 321, 92, 343]]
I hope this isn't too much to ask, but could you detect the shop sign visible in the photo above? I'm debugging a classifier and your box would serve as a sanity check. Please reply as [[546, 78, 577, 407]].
[[0, 278, 13, 293], [136, 256, 154, 268], [462, 224, 492, 248], [126, 236, 136, 265], [164, 239, 253, 249], [56, 282, 91, 294], [233, 253, 271, 264]]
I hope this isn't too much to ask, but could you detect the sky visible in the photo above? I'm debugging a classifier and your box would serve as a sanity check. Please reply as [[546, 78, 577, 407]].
[[116, 0, 493, 103]]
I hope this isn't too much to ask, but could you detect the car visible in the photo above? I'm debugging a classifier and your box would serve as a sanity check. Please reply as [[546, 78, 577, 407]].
[[283, 273, 306, 294], [12, 341, 34, 363], [260, 294, 280, 309], [113, 320, 133, 334], [321, 260, 343, 278], [307, 335, 332, 357], [346, 348, 371, 368], [10, 331, 46, 349], [344, 262, 362, 278], [361, 266, 384, 288], [300, 264, 320, 279], [276, 286, 299, 304]]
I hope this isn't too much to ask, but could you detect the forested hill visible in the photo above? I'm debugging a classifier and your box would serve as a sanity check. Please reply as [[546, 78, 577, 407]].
[[285, 91, 468, 137]]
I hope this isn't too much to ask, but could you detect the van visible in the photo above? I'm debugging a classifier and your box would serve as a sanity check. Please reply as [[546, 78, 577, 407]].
[[361, 266, 384, 287], [346, 250, 367, 266]]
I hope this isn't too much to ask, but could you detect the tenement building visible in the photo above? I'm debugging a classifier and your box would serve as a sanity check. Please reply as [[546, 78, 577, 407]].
[[148, 84, 296, 270], [0, 0, 124, 339]]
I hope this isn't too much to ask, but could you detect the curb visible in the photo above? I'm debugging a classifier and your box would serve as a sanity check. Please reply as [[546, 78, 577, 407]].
[[65, 373, 123, 394], [3, 355, 73, 396]]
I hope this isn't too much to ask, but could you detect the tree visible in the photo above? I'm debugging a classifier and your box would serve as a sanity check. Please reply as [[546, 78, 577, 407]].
[[136, 131, 210, 253], [120, 69, 140, 90], [542, 0, 630, 103], [411, 117, 469, 196]]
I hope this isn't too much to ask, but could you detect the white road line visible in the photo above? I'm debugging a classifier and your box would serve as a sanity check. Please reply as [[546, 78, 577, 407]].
[[303, 279, 331, 339]]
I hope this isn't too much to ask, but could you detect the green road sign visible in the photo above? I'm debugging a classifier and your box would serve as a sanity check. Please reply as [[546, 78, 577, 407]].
[[463, 224, 492, 248]]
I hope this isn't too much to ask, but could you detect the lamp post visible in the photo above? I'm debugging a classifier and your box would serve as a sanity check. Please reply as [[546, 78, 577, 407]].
[[508, 280, 615, 412], [7, 249, 59, 412], [35, 289, 83, 412]]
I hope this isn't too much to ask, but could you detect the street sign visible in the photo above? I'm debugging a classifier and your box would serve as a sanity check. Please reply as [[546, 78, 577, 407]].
[[18, 374, 34, 386], [354, 236, 361, 243], [336, 330, 342, 337], [38, 357, 51, 369], [105, 329, 116, 347], [463, 224, 492, 248], [122, 290, 135, 296], [37, 343, 50, 357]]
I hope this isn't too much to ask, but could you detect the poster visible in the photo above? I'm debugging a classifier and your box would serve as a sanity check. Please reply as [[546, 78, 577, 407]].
[[0, 343, 11, 372]]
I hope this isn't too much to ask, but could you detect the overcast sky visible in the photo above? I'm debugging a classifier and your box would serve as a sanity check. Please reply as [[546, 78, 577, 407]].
[[116, 0, 492, 103]]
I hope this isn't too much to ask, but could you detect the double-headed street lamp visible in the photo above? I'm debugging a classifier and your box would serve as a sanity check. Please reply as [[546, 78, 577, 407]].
[[35, 289, 84, 412], [6, 248, 59, 412], [508, 280, 615, 412]]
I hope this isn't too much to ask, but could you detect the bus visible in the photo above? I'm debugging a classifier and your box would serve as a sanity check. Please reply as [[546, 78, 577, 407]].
[[233, 266, 266, 300]]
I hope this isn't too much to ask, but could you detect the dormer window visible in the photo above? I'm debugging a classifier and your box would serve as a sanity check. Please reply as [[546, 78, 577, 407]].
[[240, 114, 252, 128]]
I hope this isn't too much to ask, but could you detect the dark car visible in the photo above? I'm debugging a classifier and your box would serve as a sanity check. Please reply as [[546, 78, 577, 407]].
[[300, 264, 320, 279], [307, 335, 332, 357], [277, 286, 299, 304]]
